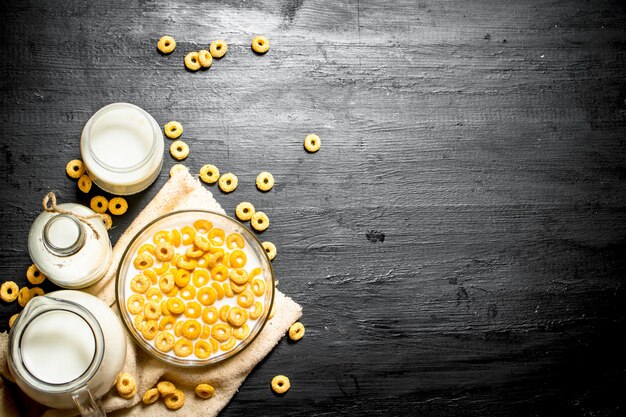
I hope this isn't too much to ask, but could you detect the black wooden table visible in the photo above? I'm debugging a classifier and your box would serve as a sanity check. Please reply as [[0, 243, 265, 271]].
[[1, 0, 625, 416]]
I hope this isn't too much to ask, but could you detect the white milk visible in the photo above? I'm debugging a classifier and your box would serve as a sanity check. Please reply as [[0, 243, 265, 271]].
[[20, 310, 96, 384], [46, 215, 81, 250]]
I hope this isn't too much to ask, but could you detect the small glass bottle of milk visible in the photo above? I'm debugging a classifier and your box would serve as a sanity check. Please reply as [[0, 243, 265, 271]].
[[28, 202, 112, 289], [80, 103, 164, 195]]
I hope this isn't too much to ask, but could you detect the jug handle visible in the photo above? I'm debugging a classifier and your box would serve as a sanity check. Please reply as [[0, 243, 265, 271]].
[[71, 385, 106, 417]]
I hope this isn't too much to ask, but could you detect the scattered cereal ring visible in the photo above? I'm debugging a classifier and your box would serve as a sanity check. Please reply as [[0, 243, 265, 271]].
[[133, 253, 154, 270], [130, 274, 150, 293], [304, 134, 321, 152], [176, 256, 197, 271], [159, 273, 175, 293], [223, 282, 234, 298], [192, 269, 210, 287], [193, 219, 213, 234], [146, 287, 162, 303], [218, 304, 231, 322], [229, 250, 247, 268], [159, 316, 176, 331], [181, 226, 196, 244], [154, 332, 175, 353], [210, 264, 228, 282], [157, 381, 177, 396], [160, 299, 170, 316], [141, 320, 158, 340], [90, 196, 108, 214], [1, 281, 19, 302], [25, 265, 46, 286], [170, 164, 188, 177], [179, 285, 196, 300], [227, 307, 248, 328], [174, 338, 193, 357], [155, 242, 175, 262], [208, 228, 225, 246], [164, 121, 183, 139], [184, 301, 202, 319], [139, 243, 156, 255], [250, 211, 269, 232], [171, 228, 182, 247], [184, 51, 201, 71], [166, 297, 186, 315], [209, 40, 228, 58], [262, 241, 277, 261], [202, 306, 218, 324], [195, 383, 215, 399], [199, 164, 220, 184], [249, 301, 264, 320], [9, 313, 19, 329], [142, 387, 160, 404], [153, 230, 172, 245], [201, 324, 211, 339], [194, 340, 212, 359], [18, 287, 32, 307], [170, 140, 190, 160], [109, 197, 128, 215], [174, 320, 183, 337], [231, 281, 247, 294], [101, 213, 113, 230], [29, 287, 44, 298], [157, 35, 176, 54], [289, 322, 305, 341], [229, 268, 249, 285], [153, 261, 170, 275], [211, 323, 232, 342], [78, 174, 92, 193], [220, 337, 236, 351], [251, 279, 265, 297], [237, 289, 255, 308], [218, 173, 238, 193], [235, 202, 255, 221], [194, 236, 211, 253], [174, 269, 191, 288], [198, 49, 213, 68], [143, 300, 161, 320], [207, 250, 224, 268], [185, 246, 204, 258], [211, 282, 225, 299], [116, 372, 137, 398], [164, 389, 185, 410], [271, 375, 290, 394], [225, 233, 244, 250], [134, 314, 148, 331], [127, 294, 144, 314], [251, 35, 270, 54], [197, 286, 217, 306], [233, 323, 250, 340], [256, 172, 274, 191], [65, 159, 85, 179]]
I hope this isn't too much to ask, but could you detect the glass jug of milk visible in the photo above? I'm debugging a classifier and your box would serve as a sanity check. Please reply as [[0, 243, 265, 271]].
[[8, 290, 127, 416]]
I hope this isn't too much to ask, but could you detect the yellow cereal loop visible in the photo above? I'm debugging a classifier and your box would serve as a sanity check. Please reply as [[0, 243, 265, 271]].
[[250, 211, 269, 232], [194, 236, 211, 253], [157, 35, 176, 54], [153, 261, 170, 275], [211, 282, 225, 299], [155, 242, 175, 262], [194, 340, 212, 359], [250, 301, 264, 320], [166, 297, 186, 315], [171, 228, 182, 247], [233, 323, 250, 340], [195, 383, 215, 399], [180, 285, 197, 300], [208, 228, 225, 246], [198, 49, 213, 68], [185, 246, 204, 258], [182, 319, 201, 339], [184, 51, 201, 71], [174, 269, 191, 288], [209, 40, 228, 58], [146, 287, 162, 303], [237, 289, 255, 308], [235, 202, 255, 221], [116, 372, 137, 398], [143, 301, 161, 320], [170, 140, 190, 160], [141, 320, 158, 340], [139, 243, 155, 255], [174, 338, 193, 357], [134, 253, 154, 270], [134, 314, 148, 332], [164, 121, 183, 139], [304, 133, 321, 152], [206, 250, 224, 268], [181, 226, 196, 245], [262, 241, 277, 261], [202, 306, 218, 324], [174, 320, 183, 337], [251, 279, 265, 297], [271, 375, 290, 394], [90, 196, 108, 214], [231, 281, 247, 293], [159, 273, 175, 293], [256, 172, 274, 191], [157, 381, 177, 396], [225, 233, 244, 250], [289, 322, 305, 341], [222, 282, 234, 298], [211, 323, 232, 342], [218, 305, 230, 322], [170, 164, 188, 177], [220, 338, 236, 351], [164, 389, 185, 410], [159, 316, 176, 331], [229, 250, 247, 268], [100, 213, 113, 230], [192, 269, 210, 287], [229, 268, 249, 285], [142, 387, 160, 404], [210, 264, 228, 282], [1, 281, 19, 302], [17, 287, 31, 307], [127, 294, 144, 314], [251, 35, 270, 54], [201, 324, 211, 339], [109, 197, 128, 215], [218, 173, 238, 193], [176, 256, 197, 271], [184, 301, 202, 319], [9, 313, 19, 329], [153, 230, 172, 245], [65, 159, 85, 179], [160, 300, 170, 316], [227, 307, 248, 327], [250, 267, 262, 280], [78, 174, 92, 193], [209, 337, 219, 353], [26, 264, 46, 285], [154, 332, 175, 353], [199, 164, 219, 184], [166, 286, 179, 298], [29, 287, 44, 298]]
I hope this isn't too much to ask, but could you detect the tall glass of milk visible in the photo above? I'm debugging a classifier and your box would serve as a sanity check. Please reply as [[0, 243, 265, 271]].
[[8, 291, 127, 416], [80, 103, 164, 195]]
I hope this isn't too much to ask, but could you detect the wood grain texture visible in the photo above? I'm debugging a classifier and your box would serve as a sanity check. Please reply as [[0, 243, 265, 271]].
[[1, 0, 626, 415]]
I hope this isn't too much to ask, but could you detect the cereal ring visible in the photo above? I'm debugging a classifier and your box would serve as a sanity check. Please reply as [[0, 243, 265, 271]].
[[198, 49, 213, 68], [127, 294, 145, 314], [256, 172, 274, 191], [109, 197, 128, 216], [225, 233, 244, 250], [164, 389, 185, 410], [171, 228, 182, 247], [159, 316, 176, 331], [153, 230, 172, 245], [134, 314, 148, 331], [9, 313, 19, 329], [100, 213, 113, 230], [233, 323, 250, 340], [170, 140, 190, 160], [202, 306, 218, 324], [78, 174, 92, 193], [146, 287, 162, 303], [158, 273, 174, 293], [262, 241, 277, 261], [166, 297, 186, 315], [231, 281, 247, 293], [164, 121, 183, 139], [192, 220, 212, 234], [271, 375, 290, 394], [157, 381, 177, 396], [174, 338, 193, 357], [304, 133, 321, 152], [235, 202, 255, 221], [29, 287, 44, 298], [194, 340, 212, 359], [139, 243, 156, 255], [227, 307, 248, 328], [250, 211, 269, 232], [221, 252, 230, 267], [229, 268, 249, 285], [174, 269, 191, 288], [218, 173, 238, 193], [90, 196, 108, 214], [174, 320, 183, 337], [250, 267, 262, 280], [1, 281, 19, 302], [154, 331, 175, 352], [170, 163, 188, 177], [116, 372, 137, 397], [207, 250, 224, 268], [249, 301, 264, 320], [185, 246, 204, 258], [211, 282, 225, 299], [194, 235, 211, 252], [180, 285, 196, 300], [155, 242, 175, 262], [222, 282, 234, 298], [237, 289, 255, 308], [184, 51, 201, 71], [195, 383, 215, 399], [176, 256, 197, 271], [251, 279, 265, 297], [184, 301, 202, 319], [209, 40, 228, 58], [210, 264, 228, 282], [211, 323, 231, 342], [220, 338, 236, 351], [200, 325, 211, 339], [157, 35, 176, 54], [18, 287, 32, 307], [218, 305, 230, 322], [141, 320, 158, 340], [143, 300, 161, 320], [153, 262, 170, 275], [142, 387, 160, 404], [160, 299, 170, 316], [181, 226, 196, 244], [192, 269, 210, 287], [289, 322, 305, 341], [134, 253, 154, 270], [66, 159, 85, 179], [199, 164, 219, 184], [229, 250, 247, 268], [251, 35, 270, 54], [208, 228, 225, 246]]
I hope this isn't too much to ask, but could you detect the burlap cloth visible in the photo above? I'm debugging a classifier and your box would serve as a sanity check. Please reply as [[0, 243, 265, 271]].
[[0, 169, 302, 417]]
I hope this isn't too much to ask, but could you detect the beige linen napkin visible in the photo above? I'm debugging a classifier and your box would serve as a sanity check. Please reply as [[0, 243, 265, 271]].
[[0, 169, 302, 417]]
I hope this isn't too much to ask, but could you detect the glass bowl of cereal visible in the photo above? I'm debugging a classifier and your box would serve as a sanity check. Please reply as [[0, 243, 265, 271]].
[[116, 210, 274, 367]]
